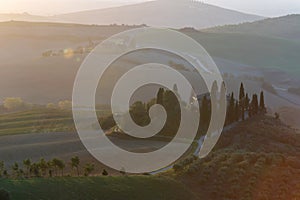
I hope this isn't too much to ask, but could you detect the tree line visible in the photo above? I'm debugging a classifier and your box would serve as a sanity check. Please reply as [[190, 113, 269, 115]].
[[124, 82, 266, 136], [0, 157, 110, 179], [225, 83, 266, 125]]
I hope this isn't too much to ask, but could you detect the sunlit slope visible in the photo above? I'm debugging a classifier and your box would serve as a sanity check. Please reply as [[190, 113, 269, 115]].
[[0, 21, 299, 105]]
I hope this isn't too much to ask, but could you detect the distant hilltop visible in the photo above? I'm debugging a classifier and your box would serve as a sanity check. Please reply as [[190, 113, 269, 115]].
[[0, 0, 264, 29]]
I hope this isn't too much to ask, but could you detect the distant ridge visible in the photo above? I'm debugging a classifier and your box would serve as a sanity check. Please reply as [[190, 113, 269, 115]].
[[56, 0, 264, 28], [203, 14, 300, 40], [0, 0, 264, 29]]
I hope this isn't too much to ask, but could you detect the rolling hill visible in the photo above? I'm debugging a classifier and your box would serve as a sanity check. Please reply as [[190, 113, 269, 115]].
[[172, 115, 300, 199], [0, 0, 264, 29], [204, 14, 300, 40], [181, 30, 300, 74], [0, 21, 300, 128], [56, 0, 263, 28]]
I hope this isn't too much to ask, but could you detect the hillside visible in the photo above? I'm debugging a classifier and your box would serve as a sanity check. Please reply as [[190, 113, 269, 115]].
[[0, 21, 300, 128], [170, 115, 300, 199], [204, 14, 300, 40], [0, 1, 264, 29], [181, 30, 300, 74], [49, 0, 263, 29]]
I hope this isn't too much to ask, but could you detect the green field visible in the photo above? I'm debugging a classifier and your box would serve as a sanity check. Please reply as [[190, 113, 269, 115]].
[[0, 109, 74, 136], [0, 108, 114, 136], [0, 176, 195, 200]]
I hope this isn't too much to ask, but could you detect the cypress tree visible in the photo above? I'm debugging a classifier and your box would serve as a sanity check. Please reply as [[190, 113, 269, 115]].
[[200, 95, 210, 126], [259, 91, 266, 113], [251, 94, 259, 115], [239, 83, 245, 100], [239, 83, 245, 121]]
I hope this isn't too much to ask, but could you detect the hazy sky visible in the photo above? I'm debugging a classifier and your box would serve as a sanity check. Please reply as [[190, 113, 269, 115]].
[[1, 0, 300, 17]]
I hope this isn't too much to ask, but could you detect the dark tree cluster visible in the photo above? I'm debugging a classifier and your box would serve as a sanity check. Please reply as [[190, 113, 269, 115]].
[[225, 83, 266, 124]]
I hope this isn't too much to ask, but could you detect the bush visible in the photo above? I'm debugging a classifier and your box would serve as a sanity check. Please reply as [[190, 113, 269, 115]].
[[0, 189, 10, 200], [102, 169, 108, 176]]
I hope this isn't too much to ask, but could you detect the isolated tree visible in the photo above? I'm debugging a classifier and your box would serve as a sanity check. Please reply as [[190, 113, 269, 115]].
[[259, 91, 266, 113], [70, 156, 80, 176], [23, 159, 31, 177], [84, 164, 95, 177]]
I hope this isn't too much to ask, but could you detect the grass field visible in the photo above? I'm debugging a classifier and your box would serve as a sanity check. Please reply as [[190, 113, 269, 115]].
[[0, 109, 74, 136], [0, 108, 113, 136], [0, 176, 195, 200]]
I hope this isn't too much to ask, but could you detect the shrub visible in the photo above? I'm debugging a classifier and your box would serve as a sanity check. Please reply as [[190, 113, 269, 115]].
[[3, 97, 24, 111], [102, 169, 108, 176]]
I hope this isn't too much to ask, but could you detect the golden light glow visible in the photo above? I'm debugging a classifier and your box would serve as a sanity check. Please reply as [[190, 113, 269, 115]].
[[63, 48, 74, 59]]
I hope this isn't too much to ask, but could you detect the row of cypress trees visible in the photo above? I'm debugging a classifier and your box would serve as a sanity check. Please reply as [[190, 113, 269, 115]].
[[223, 82, 265, 125]]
